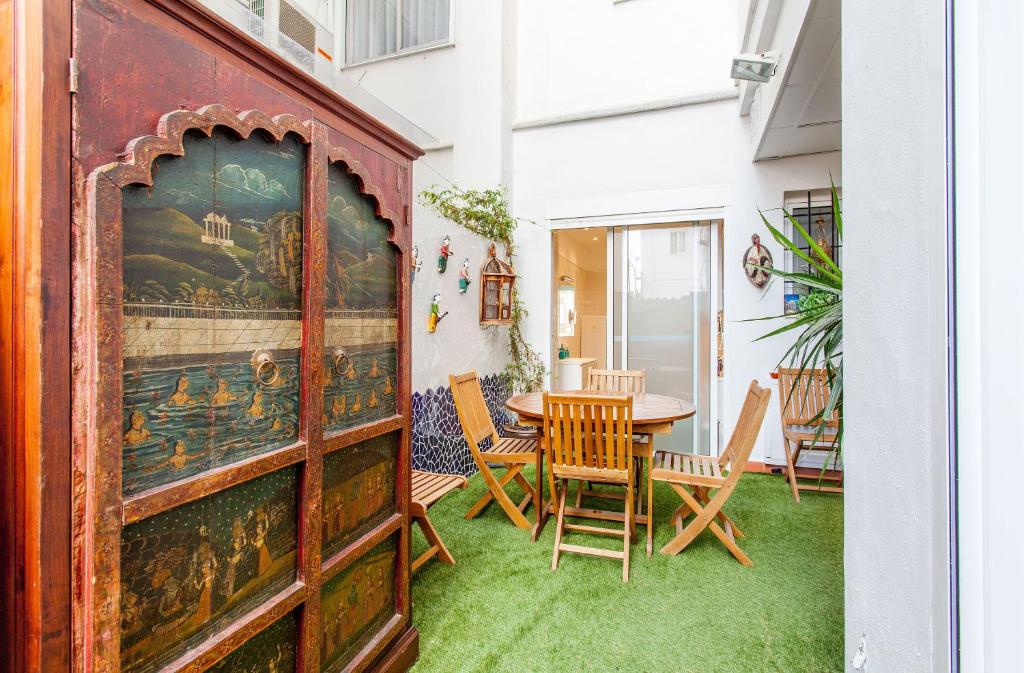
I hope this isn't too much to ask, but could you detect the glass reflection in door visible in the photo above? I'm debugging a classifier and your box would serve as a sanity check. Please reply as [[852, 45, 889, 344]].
[[612, 222, 716, 454]]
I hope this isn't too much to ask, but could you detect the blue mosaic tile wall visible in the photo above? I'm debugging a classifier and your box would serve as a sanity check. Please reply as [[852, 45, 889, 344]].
[[411, 373, 515, 476]]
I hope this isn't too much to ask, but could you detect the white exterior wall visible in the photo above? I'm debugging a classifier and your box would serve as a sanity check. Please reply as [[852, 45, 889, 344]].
[[954, 2, 1024, 671], [512, 0, 839, 463], [513, 103, 840, 463], [340, 2, 516, 392], [336, 0, 844, 461], [843, 0, 951, 672]]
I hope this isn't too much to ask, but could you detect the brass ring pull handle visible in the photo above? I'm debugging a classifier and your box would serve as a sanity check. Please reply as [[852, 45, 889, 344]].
[[332, 348, 351, 376], [251, 350, 281, 387]]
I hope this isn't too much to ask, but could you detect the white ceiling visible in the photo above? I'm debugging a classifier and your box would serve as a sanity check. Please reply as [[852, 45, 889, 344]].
[[756, 0, 841, 160]]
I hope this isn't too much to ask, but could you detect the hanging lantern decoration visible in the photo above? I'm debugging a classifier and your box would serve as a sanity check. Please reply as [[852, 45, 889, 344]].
[[479, 243, 516, 325]]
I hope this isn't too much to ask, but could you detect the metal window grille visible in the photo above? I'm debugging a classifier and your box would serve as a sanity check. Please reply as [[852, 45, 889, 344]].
[[784, 192, 841, 304]]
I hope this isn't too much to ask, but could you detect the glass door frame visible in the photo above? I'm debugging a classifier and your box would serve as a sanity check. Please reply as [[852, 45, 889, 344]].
[[549, 212, 723, 457]]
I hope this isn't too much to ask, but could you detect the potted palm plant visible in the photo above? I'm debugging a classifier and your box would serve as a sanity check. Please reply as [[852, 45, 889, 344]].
[[753, 180, 842, 453]]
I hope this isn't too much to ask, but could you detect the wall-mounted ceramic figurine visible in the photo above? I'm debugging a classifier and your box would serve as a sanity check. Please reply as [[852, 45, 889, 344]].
[[427, 292, 448, 333], [438, 235, 453, 273], [742, 233, 773, 288], [410, 244, 423, 281], [458, 258, 472, 294]]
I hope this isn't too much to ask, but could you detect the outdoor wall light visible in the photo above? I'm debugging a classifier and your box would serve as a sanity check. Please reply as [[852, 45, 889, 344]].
[[731, 51, 779, 83]]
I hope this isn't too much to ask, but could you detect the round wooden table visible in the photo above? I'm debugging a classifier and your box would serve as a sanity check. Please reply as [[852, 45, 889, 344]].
[[505, 391, 696, 541], [506, 391, 696, 435]]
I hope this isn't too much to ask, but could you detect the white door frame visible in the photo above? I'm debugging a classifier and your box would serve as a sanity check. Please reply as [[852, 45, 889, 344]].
[[551, 209, 724, 456]]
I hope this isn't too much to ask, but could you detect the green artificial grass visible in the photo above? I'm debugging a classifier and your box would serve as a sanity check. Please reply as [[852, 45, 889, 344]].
[[409, 468, 843, 673]]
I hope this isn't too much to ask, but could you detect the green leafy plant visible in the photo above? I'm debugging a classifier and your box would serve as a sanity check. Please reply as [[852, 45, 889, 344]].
[[752, 179, 843, 456], [419, 185, 546, 393]]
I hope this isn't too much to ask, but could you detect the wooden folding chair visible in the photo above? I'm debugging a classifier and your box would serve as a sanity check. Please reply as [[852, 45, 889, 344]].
[[411, 469, 468, 572], [543, 392, 636, 582], [777, 367, 842, 502], [577, 369, 648, 516], [587, 368, 647, 393], [650, 380, 770, 565], [450, 371, 539, 530]]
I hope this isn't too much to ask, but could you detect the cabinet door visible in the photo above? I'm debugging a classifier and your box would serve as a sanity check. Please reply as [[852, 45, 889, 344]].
[[74, 103, 410, 673]]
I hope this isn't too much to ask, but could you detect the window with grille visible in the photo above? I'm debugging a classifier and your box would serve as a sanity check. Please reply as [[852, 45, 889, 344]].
[[783, 190, 841, 314], [345, 0, 451, 65]]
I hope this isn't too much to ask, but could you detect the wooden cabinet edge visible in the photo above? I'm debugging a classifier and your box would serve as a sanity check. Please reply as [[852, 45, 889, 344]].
[[368, 626, 419, 673]]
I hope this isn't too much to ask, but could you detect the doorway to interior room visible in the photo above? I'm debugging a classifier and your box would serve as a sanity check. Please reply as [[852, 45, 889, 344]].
[[552, 220, 722, 455]]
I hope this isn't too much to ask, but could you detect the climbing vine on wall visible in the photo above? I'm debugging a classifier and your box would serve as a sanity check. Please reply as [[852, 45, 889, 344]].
[[419, 185, 546, 393]]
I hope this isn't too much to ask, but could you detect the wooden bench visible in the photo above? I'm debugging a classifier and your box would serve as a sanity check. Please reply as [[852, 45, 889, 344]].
[[411, 469, 468, 572]]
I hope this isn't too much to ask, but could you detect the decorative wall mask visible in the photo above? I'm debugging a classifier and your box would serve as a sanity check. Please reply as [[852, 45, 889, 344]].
[[479, 244, 516, 325], [742, 233, 773, 288], [458, 258, 472, 294], [410, 244, 423, 281], [437, 235, 453, 273], [427, 293, 448, 333]]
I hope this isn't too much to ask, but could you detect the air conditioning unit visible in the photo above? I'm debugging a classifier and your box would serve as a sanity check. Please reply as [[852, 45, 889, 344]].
[[229, 0, 335, 69]]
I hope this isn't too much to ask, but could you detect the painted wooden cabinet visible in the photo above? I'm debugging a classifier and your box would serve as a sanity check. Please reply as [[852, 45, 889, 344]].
[[0, 1, 420, 672]]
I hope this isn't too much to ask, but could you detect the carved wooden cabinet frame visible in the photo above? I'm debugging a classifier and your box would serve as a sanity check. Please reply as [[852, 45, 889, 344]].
[[72, 104, 413, 673]]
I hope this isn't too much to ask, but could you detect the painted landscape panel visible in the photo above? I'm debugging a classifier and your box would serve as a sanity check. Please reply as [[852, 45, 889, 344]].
[[120, 128, 305, 495], [207, 611, 298, 673], [120, 466, 299, 673], [319, 536, 398, 673], [321, 433, 397, 558], [323, 164, 398, 435]]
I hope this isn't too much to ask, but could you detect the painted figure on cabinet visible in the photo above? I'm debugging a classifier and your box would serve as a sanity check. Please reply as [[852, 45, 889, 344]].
[[323, 163, 399, 434], [319, 538, 397, 671], [321, 435, 397, 557], [205, 612, 297, 673], [119, 467, 299, 673], [120, 128, 304, 497]]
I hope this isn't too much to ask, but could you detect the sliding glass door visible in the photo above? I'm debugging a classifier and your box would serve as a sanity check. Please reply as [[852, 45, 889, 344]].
[[611, 221, 719, 454]]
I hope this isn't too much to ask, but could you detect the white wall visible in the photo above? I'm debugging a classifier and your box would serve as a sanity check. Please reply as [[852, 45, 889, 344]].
[[843, 1, 951, 672], [953, 2, 1024, 671], [319, 0, 844, 464], [512, 98, 840, 464], [515, 0, 738, 121], [340, 1, 517, 392]]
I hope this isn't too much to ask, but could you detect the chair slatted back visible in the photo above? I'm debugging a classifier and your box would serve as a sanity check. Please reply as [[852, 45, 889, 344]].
[[717, 380, 772, 477], [542, 393, 634, 475], [449, 371, 499, 453], [776, 367, 833, 426], [587, 369, 647, 393]]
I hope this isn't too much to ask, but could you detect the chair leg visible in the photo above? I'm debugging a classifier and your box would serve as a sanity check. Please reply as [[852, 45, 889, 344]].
[[464, 464, 532, 529], [623, 484, 632, 583], [782, 438, 801, 503], [707, 519, 753, 567], [513, 470, 536, 500], [693, 485, 744, 538], [575, 481, 587, 508], [551, 479, 568, 572], [411, 513, 456, 572], [627, 477, 637, 543], [513, 471, 536, 513], [661, 484, 751, 566]]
